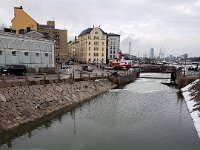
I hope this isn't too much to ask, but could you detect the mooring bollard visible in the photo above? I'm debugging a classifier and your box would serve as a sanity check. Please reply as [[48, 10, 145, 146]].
[[43, 73, 47, 81], [2, 74, 5, 82], [58, 72, 61, 80], [80, 72, 82, 79], [25, 74, 28, 82]]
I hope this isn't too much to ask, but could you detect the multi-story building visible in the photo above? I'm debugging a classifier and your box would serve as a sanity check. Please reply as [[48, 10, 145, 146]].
[[68, 36, 79, 61], [11, 6, 68, 63], [11, 6, 37, 33], [77, 27, 107, 64], [149, 48, 154, 59], [107, 33, 120, 61], [37, 22, 68, 63], [0, 31, 54, 67]]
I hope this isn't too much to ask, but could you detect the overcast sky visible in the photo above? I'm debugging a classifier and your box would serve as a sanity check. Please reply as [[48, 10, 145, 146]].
[[0, 0, 200, 57]]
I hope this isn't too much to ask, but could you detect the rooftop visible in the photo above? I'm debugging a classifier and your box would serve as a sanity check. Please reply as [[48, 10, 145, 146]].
[[79, 27, 106, 37], [107, 33, 120, 36]]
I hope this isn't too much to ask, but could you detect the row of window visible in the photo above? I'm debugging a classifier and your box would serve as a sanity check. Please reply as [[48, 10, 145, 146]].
[[0, 51, 49, 57], [88, 47, 105, 51], [110, 46, 118, 49], [109, 55, 117, 59], [88, 42, 104, 45], [88, 36, 105, 40], [88, 58, 104, 62], [88, 53, 104, 57], [110, 50, 116, 54]]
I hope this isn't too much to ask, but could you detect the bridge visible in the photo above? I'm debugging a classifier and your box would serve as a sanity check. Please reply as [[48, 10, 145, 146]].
[[138, 65, 177, 83]]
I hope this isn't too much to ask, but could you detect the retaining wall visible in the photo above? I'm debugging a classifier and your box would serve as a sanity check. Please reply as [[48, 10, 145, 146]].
[[109, 71, 139, 86], [0, 79, 116, 134]]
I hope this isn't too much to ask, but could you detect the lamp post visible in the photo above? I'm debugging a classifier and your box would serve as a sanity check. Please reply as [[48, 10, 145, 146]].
[[73, 49, 75, 78]]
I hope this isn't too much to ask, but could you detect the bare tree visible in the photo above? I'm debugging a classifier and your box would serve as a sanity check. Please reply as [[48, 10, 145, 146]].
[[0, 23, 6, 31]]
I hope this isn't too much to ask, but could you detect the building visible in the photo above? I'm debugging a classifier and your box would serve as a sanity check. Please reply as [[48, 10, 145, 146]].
[[149, 48, 154, 59], [37, 21, 68, 63], [11, 6, 68, 63], [77, 26, 107, 64], [11, 6, 38, 34], [107, 33, 120, 61], [68, 37, 79, 61], [0, 31, 54, 67]]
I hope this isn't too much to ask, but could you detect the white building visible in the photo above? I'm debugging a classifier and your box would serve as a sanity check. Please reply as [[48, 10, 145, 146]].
[[0, 31, 54, 67], [107, 33, 120, 60]]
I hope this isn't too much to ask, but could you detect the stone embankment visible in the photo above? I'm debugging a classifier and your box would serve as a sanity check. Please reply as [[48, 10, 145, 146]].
[[181, 79, 200, 138], [0, 79, 116, 134]]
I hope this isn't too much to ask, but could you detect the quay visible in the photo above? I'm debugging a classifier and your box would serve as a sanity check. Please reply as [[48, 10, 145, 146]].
[[0, 68, 139, 135]]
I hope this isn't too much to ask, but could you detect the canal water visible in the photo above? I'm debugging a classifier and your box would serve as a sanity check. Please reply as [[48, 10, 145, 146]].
[[1, 73, 200, 150]]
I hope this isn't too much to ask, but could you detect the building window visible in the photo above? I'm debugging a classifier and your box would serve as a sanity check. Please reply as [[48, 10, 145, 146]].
[[110, 55, 112, 59], [89, 42, 91, 45], [89, 53, 91, 56], [113, 51, 115, 54], [94, 53, 99, 56], [24, 52, 29, 56], [110, 50, 112, 54], [102, 48, 104, 51], [102, 42, 104, 45], [97, 58, 99, 62], [94, 42, 99, 45], [45, 53, 48, 57], [88, 36, 91, 39], [0, 51, 2, 55], [113, 46, 116, 50], [94, 47, 99, 51], [36, 53, 39, 57], [12, 51, 17, 56], [102, 53, 104, 56], [110, 46, 112, 49], [89, 47, 91, 50], [95, 31, 98, 34], [94, 36, 99, 40]]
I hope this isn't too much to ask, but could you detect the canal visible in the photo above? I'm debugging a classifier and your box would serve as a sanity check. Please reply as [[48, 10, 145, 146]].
[[0, 73, 200, 150]]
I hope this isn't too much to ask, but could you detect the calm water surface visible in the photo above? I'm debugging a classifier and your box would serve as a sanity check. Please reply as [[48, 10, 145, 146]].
[[0, 73, 200, 150]]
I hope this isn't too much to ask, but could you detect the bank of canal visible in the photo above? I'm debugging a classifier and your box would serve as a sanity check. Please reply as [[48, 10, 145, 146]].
[[0, 73, 200, 150]]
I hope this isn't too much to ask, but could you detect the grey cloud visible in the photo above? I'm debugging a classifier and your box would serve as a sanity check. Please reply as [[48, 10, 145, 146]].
[[0, 0, 199, 56]]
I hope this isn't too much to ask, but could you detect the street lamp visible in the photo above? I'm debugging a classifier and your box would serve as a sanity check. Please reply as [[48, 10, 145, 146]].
[[73, 49, 75, 78]]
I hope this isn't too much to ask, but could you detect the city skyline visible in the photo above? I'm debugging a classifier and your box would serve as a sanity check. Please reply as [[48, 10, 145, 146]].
[[0, 0, 200, 57]]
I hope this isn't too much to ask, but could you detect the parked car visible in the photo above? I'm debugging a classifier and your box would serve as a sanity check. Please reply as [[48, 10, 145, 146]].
[[82, 65, 93, 72], [0, 65, 27, 75], [61, 61, 74, 69]]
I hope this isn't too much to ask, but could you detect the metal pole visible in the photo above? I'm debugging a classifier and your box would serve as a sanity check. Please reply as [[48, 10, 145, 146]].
[[184, 54, 187, 77], [73, 50, 75, 78]]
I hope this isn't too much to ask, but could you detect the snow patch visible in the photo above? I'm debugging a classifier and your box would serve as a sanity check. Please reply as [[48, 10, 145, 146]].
[[181, 79, 200, 138]]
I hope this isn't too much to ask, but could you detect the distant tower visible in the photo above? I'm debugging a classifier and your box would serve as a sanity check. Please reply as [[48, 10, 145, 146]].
[[129, 41, 131, 55], [149, 48, 154, 59]]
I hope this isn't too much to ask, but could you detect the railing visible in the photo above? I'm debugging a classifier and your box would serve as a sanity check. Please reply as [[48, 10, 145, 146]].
[[0, 72, 110, 88]]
